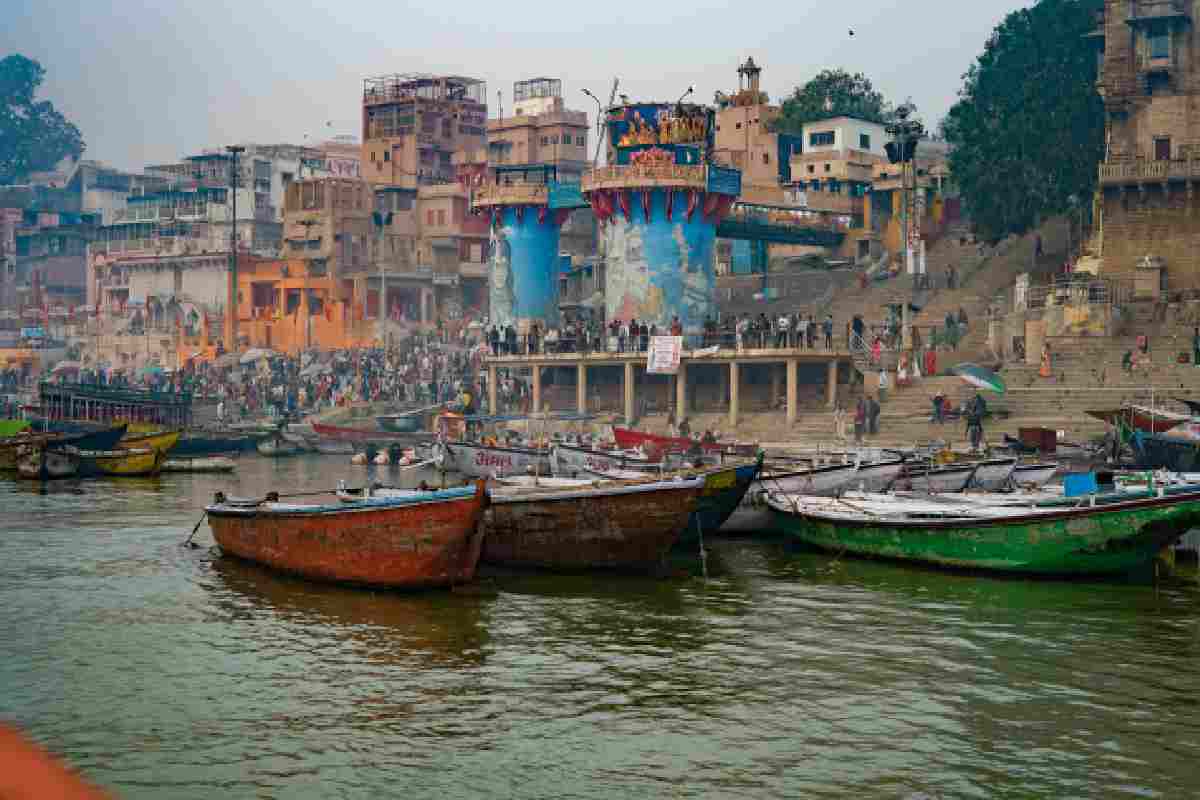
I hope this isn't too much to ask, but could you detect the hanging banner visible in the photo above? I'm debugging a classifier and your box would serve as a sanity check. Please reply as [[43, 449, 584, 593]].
[[647, 336, 683, 375]]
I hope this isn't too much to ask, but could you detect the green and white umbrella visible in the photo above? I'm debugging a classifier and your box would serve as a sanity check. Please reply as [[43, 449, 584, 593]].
[[951, 363, 1006, 394]]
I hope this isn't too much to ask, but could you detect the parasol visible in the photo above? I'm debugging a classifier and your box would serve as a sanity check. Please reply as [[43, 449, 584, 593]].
[[239, 347, 275, 365], [950, 363, 1006, 394]]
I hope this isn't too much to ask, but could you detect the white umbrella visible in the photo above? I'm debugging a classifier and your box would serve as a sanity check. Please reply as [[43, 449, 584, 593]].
[[239, 347, 275, 365]]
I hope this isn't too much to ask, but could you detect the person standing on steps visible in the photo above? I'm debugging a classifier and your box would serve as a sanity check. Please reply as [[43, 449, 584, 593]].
[[824, 314, 834, 350], [966, 389, 987, 451], [854, 397, 866, 444], [867, 394, 881, 437]]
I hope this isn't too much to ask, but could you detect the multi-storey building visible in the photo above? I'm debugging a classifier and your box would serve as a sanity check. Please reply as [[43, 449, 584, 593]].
[[1094, 0, 1200, 290], [714, 57, 797, 204], [361, 74, 488, 190], [489, 79, 590, 183]]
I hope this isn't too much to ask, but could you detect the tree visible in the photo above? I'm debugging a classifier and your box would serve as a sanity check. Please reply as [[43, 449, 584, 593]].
[[943, 0, 1103, 241], [772, 69, 891, 135], [0, 54, 85, 184]]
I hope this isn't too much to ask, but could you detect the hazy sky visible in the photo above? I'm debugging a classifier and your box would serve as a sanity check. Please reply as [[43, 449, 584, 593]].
[[6, 0, 1026, 172]]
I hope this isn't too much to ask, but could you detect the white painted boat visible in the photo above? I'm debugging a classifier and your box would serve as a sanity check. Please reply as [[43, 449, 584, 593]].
[[1011, 462, 1058, 487], [17, 444, 80, 480], [161, 456, 237, 473], [550, 442, 661, 478], [849, 459, 907, 492], [433, 440, 551, 478], [900, 462, 978, 493], [969, 457, 1018, 491]]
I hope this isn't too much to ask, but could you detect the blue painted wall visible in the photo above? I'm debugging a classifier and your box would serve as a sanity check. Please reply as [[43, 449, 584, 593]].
[[488, 206, 561, 331], [603, 188, 716, 333]]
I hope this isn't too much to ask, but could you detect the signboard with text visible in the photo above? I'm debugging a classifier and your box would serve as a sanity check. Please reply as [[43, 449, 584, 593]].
[[647, 336, 683, 375]]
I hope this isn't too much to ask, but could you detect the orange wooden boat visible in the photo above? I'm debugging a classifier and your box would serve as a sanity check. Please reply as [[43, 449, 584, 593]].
[[205, 482, 488, 589], [611, 426, 756, 457]]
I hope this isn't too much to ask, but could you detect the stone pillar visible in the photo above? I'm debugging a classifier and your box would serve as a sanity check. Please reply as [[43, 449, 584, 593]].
[[532, 364, 542, 415], [729, 361, 740, 428], [624, 361, 635, 422], [826, 359, 839, 408], [577, 362, 587, 415], [786, 359, 798, 425], [488, 364, 497, 415], [676, 361, 688, 419]]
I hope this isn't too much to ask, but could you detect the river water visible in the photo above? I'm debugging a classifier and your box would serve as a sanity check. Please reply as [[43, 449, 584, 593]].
[[2, 455, 1199, 799]]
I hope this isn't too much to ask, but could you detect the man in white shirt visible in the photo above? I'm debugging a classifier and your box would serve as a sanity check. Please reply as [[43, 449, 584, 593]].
[[797, 315, 809, 350], [776, 314, 790, 348]]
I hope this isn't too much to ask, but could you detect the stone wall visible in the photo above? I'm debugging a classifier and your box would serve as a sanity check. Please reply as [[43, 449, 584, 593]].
[[1102, 187, 1200, 291]]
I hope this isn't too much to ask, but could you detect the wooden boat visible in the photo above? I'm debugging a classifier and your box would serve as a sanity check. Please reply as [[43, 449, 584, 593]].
[[118, 429, 181, 456], [1086, 404, 1190, 434], [16, 444, 80, 480], [678, 458, 763, 542], [1011, 462, 1058, 487], [1130, 430, 1200, 472], [483, 476, 703, 571], [312, 421, 433, 444], [551, 442, 663, 478], [206, 482, 488, 589], [434, 440, 551, 478], [377, 413, 423, 433], [852, 459, 908, 492], [899, 461, 978, 493], [162, 456, 237, 473], [171, 430, 262, 457], [766, 486, 1200, 575], [733, 461, 860, 532], [76, 447, 163, 477], [315, 440, 357, 456], [612, 426, 756, 457], [256, 433, 303, 457], [967, 457, 1018, 491]]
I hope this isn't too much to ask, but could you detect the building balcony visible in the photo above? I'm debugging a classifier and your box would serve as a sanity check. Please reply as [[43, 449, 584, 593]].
[[1099, 157, 1200, 187], [472, 182, 549, 207], [582, 163, 709, 193], [1126, 0, 1190, 26]]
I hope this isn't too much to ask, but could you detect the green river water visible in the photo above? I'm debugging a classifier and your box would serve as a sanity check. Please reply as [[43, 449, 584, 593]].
[[1, 455, 1199, 798]]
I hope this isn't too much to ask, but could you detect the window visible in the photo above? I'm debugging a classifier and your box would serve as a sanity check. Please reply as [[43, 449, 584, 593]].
[[1155, 137, 1172, 161], [426, 210, 434, 225], [810, 131, 835, 147], [383, 151, 390, 162], [437, 209, 446, 225], [859, 133, 871, 150], [824, 163, 831, 172], [807, 164, 815, 174], [542, 136, 550, 146], [1149, 23, 1170, 59], [762, 152, 770, 165], [551, 135, 558, 145], [735, 122, 742, 130]]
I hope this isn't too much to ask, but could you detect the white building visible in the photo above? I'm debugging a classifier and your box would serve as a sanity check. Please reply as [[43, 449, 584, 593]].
[[799, 116, 890, 159]]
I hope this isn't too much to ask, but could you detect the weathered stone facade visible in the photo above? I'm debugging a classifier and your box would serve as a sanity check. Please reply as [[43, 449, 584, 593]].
[[1097, 0, 1200, 290]]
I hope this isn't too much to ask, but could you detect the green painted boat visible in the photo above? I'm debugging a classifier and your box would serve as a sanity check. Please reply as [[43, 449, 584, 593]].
[[766, 489, 1200, 576]]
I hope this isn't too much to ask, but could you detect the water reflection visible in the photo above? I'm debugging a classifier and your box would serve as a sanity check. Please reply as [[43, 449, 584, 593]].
[[206, 556, 490, 668]]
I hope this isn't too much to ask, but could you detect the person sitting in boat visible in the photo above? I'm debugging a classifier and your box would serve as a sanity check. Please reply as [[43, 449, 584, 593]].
[[701, 429, 717, 444], [678, 417, 691, 438]]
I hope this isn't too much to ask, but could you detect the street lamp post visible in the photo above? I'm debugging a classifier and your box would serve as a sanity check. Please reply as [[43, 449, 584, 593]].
[[581, 89, 605, 169], [885, 104, 925, 282], [225, 144, 246, 351], [372, 211, 393, 344]]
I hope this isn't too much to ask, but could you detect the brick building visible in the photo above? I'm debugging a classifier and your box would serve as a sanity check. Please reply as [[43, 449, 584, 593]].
[[1095, 0, 1200, 291]]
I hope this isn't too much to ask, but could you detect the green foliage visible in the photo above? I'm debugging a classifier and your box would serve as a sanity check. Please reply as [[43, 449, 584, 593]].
[[0, 54, 85, 184], [943, 0, 1103, 241], [772, 69, 891, 135]]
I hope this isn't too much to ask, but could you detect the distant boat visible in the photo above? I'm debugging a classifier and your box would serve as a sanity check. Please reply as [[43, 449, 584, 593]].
[[171, 430, 262, 457], [483, 476, 703, 571], [611, 426, 756, 457], [256, 433, 303, 457], [76, 447, 164, 477], [1086, 405, 1190, 434], [377, 413, 424, 433], [205, 483, 489, 589], [162, 456, 237, 473], [312, 422, 433, 444], [16, 444, 80, 480], [118, 429, 181, 456], [766, 486, 1200, 576]]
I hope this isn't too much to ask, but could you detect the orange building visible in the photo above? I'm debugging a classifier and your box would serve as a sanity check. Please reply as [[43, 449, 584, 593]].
[[233, 256, 365, 353]]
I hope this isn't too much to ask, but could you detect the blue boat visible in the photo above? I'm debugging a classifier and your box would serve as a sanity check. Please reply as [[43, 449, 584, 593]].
[[677, 454, 763, 544], [171, 431, 263, 457]]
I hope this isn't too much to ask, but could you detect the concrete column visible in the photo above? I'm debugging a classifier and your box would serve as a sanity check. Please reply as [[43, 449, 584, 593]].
[[576, 363, 587, 415], [532, 364, 542, 415], [675, 361, 688, 419], [826, 359, 839, 408], [786, 359, 798, 425], [729, 361, 740, 428], [623, 362, 635, 422], [771, 365, 782, 411], [487, 364, 497, 415]]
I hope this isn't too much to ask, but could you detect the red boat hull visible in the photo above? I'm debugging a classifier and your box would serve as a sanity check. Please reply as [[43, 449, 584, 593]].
[[612, 426, 752, 456], [311, 422, 432, 443], [207, 484, 488, 589], [483, 482, 700, 570]]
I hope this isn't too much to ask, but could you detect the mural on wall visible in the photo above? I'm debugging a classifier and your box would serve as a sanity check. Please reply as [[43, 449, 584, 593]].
[[487, 206, 561, 331], [604, 189, 716, 332]]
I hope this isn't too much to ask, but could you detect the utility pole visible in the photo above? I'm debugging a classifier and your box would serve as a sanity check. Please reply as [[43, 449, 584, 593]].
[[885, 103, 924, 282], [373, 210, 393, 344], [225, 144, 246, 351]]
